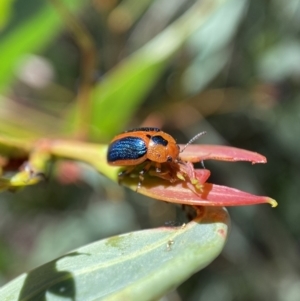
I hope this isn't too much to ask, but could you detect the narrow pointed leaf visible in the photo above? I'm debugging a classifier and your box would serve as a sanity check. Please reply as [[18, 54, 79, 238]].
[[124, 176, 277, 207], [0, 207, 229, 301], [180, 144, 267, 164]]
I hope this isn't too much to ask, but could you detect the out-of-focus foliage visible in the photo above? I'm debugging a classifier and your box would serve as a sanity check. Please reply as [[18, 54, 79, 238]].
[[0, 0, 299, 300], [0, 0, 14, 30]]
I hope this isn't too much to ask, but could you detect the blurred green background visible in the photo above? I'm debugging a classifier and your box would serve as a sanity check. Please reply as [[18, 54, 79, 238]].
[[0, 0, 300, 300]]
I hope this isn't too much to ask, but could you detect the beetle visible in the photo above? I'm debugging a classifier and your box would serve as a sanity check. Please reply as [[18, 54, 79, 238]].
[[107, 127, 206, 188]]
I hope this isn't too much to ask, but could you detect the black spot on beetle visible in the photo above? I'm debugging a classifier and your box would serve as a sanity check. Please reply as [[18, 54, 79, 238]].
[[151, 135, 168, 146]]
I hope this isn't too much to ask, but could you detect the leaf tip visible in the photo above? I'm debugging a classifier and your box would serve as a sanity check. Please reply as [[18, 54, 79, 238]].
[[251, 156, 267, 164], [268, 198, 278, 208]]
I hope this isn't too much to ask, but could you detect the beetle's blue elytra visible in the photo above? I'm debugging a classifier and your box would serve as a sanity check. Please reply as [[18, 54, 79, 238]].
[[107, 137, 147, 164]]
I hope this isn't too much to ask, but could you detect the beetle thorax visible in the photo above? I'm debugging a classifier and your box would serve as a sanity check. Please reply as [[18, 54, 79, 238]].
[[147, 135, 180, 163]]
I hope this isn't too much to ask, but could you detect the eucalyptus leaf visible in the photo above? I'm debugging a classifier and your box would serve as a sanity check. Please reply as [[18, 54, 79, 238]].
[[0, 206, 229, 301]]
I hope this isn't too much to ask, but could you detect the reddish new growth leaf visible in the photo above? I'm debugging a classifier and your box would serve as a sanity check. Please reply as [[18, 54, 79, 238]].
[[138, 178, 276, 207], [124, 144, 277, 208], [180, 145, 267, 164]]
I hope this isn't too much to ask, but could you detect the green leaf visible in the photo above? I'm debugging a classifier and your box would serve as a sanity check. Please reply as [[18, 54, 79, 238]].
[[0, 206, 229, 301], [183, 0, 247, 94], [0, 0, 86, 93], [70, 0, 228, 140], [257, 40, 300, 82], [0, 0, 15, 30]]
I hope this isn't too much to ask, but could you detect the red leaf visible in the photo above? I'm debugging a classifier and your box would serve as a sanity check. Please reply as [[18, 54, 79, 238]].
[[180, 145, 266, 164], [194, 169, 211, 184], [130, 177, 277, 207]]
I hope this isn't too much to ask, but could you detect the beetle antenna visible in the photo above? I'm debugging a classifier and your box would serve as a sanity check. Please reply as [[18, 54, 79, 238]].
[[180, 131, 207, 153]]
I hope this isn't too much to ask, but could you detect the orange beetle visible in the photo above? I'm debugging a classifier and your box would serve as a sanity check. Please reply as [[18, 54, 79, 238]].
[[107, 127, 206, 187]]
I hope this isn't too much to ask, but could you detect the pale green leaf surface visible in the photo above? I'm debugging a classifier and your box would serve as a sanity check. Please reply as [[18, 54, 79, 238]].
[[0, 207, 229, 301], [183, 0, 248, 95], [183, 49, 231, 95], [257, 40, 300, 82]]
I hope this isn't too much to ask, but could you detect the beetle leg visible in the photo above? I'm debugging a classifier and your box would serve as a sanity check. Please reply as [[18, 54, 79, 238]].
[[118, 166, 136, 184], [155, 163, 161, 173], [137, 161, 152, 190], [149, 163, 177, 183]]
